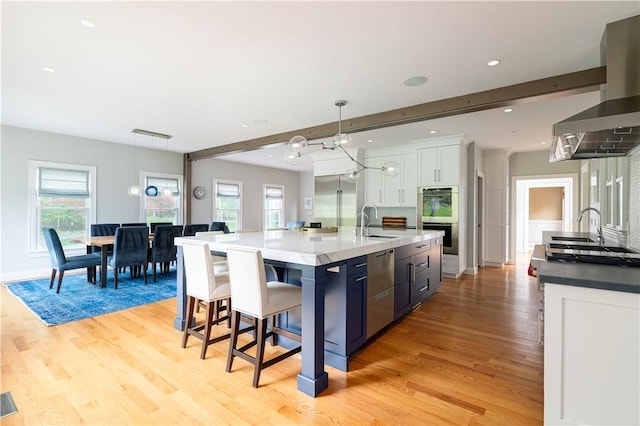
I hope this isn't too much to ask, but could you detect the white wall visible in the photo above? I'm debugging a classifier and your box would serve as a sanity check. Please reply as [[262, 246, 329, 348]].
[[0, 125, 183, 281], [189, 157, 301, 230], [628, 150, 640, 251]]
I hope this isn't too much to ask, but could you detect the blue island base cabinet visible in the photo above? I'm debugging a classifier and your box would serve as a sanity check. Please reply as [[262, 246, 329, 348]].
[[276, 256, 368, 372]]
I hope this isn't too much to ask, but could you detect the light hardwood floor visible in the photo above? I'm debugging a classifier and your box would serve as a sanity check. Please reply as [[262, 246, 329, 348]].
[[1, 261, 543, 425]]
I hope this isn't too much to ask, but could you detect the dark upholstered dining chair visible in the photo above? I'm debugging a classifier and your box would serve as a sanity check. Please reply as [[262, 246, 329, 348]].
[[121, 222, 148, 228], [150, 222, 174, 233], [90, 223, 119, 256], [210, 221, 230, 234], [42, 227, 101, 293], [148, 225, 183, 282], [108, 226, 149, 288], [183, 223, 209, 236]]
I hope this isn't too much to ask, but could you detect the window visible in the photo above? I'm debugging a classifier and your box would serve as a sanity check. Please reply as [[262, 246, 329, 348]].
[[264, 184, 284, 229], [142, 173, 183, 225], [213, 179, 242, 232], [29, 161, 96, 252]]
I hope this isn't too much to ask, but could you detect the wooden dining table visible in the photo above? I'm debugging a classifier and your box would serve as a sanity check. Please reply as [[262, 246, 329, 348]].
[[74, 235, 153, 288]]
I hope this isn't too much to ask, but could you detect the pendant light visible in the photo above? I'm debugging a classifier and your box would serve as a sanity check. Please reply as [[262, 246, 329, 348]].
[[284, 100, 400, 180]]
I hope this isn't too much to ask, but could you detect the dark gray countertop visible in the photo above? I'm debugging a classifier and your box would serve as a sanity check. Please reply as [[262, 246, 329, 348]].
[[538, 231, 640, 294]]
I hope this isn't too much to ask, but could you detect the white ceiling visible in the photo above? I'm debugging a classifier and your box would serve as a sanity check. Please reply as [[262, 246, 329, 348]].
[[2, 1, 639, 172]]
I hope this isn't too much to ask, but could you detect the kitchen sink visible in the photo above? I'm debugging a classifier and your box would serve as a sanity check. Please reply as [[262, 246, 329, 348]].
[[550, 236, 594, 243], [548, 243, 637, 254]]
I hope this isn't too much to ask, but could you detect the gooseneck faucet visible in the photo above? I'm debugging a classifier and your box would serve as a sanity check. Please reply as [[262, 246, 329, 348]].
[[359, 203, 378, 236], [578, 207, 604, 245]]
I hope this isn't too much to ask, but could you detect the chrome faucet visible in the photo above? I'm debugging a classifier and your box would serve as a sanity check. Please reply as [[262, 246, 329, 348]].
[[359, 203, 378, 236], [578, 207, 603, 245]]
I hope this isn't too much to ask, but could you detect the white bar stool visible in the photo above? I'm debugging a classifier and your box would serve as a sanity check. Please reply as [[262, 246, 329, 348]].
[[181, 239, 232, 359], [225, 246, 302, 388]]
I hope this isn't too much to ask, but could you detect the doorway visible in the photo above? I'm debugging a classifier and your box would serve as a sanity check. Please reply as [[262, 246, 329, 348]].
[[477, 172, 485, 268], [512, 174, 578, 263]]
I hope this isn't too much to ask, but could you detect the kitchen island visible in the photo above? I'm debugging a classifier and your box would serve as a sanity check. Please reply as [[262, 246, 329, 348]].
[[174, 227, 444, 397], [536, 231, 639, 425]]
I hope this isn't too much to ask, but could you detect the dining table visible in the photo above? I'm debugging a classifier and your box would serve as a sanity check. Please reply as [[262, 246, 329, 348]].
[[74, 234, 153, 288]]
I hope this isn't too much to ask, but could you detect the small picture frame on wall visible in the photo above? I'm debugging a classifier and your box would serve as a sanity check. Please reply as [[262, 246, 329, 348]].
[[304, 196, 313, 210]]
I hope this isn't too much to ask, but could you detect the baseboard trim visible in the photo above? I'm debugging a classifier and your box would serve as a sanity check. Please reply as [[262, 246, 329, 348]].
[[484, 261, 505, 268]]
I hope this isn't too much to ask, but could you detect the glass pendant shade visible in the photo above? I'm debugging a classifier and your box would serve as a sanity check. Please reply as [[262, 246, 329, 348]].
[[288, 135, 308, 153], [345, 169, 359, 182], [332, 133, 353, 148], [283, 151, 300, 165], [128, 184, 141, 196], [382, 160, 400, 177]]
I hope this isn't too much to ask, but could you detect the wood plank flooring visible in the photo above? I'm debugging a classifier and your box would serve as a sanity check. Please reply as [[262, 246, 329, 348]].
[[1, 261, 543, 425]]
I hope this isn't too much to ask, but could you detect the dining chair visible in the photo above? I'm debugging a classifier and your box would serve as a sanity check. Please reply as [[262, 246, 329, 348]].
[[90, 223, 119, 255], [150, 222, 174, 233], [42, 227, 101, 293], [121, 222, 148, 228], [183, 223, 209, 236], [225, 246, 302, 388], [108, 226, 149, 288], [210, 221, 230, 233], [148, 225, 183, 282], [181, 239, 233, 359]]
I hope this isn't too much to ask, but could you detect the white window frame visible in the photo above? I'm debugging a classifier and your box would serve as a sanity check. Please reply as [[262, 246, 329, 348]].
[[212, 179, 242, 232], [141, 171, 183, 225], [28, 160, 97, 255], [263, 183, 285, 230]]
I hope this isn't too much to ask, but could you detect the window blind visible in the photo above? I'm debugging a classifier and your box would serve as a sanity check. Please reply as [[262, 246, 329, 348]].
[[146, 177, 180, 195], [265, 186, 283, 199], [38, 167, 90, 198], [217, 183, 240, 198]]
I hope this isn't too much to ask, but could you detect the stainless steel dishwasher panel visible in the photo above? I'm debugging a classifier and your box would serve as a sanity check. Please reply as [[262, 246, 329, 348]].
[[367, 249, 394, 297], [367, 249, 395, 338]]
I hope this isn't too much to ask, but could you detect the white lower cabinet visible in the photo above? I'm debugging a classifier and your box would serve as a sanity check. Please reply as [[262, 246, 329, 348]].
[[544, 283, 639, 425]]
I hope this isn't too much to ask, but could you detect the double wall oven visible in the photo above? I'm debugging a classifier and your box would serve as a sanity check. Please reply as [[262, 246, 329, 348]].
[[418, 186, 459, 255]]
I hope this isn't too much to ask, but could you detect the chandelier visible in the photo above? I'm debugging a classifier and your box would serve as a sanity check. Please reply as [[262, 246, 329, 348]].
[[283, 100, 399, 182]]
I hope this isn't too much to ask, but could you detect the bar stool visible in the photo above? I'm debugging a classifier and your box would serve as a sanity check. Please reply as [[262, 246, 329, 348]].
[[225, 246, 302, 388], [181, 239, 233, 359]]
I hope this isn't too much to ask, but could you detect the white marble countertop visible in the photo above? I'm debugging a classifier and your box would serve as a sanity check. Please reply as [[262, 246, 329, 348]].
[[175, 227, 444, 266]]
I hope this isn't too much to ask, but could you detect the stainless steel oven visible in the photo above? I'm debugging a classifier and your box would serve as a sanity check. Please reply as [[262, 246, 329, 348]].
[[419, 186, 459, 255]]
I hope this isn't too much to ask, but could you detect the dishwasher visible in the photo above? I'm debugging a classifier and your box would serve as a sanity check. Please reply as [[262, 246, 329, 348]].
[[367, 249, 395, 338]]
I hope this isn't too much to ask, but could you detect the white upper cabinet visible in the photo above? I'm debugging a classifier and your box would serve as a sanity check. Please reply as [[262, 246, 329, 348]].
[[364, 153, 417, 207], [418, 144, 460, 186]]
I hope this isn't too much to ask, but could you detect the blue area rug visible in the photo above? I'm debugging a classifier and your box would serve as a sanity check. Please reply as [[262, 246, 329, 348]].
[[4, 268, 177, 326]]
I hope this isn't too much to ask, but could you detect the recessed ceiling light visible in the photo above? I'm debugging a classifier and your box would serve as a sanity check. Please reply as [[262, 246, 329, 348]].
[[403, 75, 428, 87], [80, 19, 96, 28], [367, 139, 374, 143], [42, 66, 55, 73], [504, 108, 513, 113], [241, 124, 249, 128], [267, 154, 273, 158], [487, 59, 501, 67], [541, 141, 547, 145], [429, 130, 437, 134]]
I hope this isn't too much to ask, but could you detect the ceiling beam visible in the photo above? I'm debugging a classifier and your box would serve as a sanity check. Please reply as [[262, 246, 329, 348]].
[[187, 66, 605, 161]]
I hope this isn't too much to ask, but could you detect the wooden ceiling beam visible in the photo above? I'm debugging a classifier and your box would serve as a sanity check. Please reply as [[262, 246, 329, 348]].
[[187, 66, 605, 161]]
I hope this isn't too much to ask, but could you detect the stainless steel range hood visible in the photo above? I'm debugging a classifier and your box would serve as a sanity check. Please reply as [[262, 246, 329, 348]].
[[550, 15, 640, 162]]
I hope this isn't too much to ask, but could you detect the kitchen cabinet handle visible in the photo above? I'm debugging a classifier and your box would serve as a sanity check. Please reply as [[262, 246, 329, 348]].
[[418, 285, 428, 293], [375, 251, 390, 258], [407, 263, 413, 283], [415, 262, 429, 268], [355, 262, 367, 268], [373, 289, 389, 301], [355, 276, 367, 282], [415, 244, 427, 249]]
